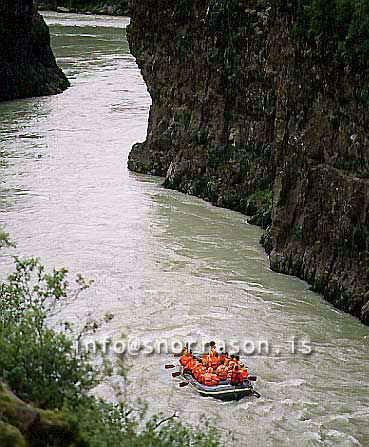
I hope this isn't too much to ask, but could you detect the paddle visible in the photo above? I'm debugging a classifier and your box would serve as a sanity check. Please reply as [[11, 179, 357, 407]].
[[179, 381, 189, 388], [172, 371, 182, 378], [165, 364, 176, 369], [252, 390, 261, 398]]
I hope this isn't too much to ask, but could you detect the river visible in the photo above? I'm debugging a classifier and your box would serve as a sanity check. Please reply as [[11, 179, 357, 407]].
[[0, 12, 368, 447]]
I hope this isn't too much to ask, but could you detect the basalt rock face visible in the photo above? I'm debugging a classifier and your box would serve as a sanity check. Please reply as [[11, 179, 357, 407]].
[[127, 0, 369, 324], [0, 0, 69, 102]]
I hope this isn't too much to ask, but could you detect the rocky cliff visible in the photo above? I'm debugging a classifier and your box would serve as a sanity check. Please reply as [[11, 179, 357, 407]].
[[127, 0, 369, 324], [0, 0, 69, 102]]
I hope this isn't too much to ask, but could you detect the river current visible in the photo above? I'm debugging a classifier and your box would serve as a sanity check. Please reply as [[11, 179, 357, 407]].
[[0, 12, 368, 447]]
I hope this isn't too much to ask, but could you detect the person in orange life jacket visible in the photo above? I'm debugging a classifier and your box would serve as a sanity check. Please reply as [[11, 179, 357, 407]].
[[227, 356, 237, 379], [240, 364, 249, 382], [184, 355, 198, 373], [230, 365, 243, 386], [227, 355, 236, 371], [239, 360, 248, 369], [179, 350, 192, 367], [197, 367, 207, 384], [192, 359, 203, 377], [201, 354, 209, 368], [235, 356, 248, 381], [215, 360, 229, 382], [210, 351, 220, 368], [224, 353, 231, 366], [208, 341, 218, 358], [194, 361, 207, 382], [219, 349, 227, 363], [203, 367, 220, 387], [235, 355, 242, 370], [181, 345, 188, 355]]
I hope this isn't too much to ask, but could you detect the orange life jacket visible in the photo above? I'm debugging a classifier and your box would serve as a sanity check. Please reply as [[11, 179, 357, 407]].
[[185, 359, 198, 373], [179, 354, 192, 366], [227, 362, 236, 379], [240, 369, 248, 381], [203, 372, 212, 386], [230, 370, 243, 385], [203, 372, 220, 387], [216, 365, 228, 381], [208, 347, 217, 360], [194, 366, 207, 381], [198, 369, 207, 384], [183, 357, 195, 372], [211, 356, 220, 368], [201, 354, 209, 367]]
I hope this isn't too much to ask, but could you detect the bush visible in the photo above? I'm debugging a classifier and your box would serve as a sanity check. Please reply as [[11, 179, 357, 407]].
[[64, 396, 222, 447], [0, 257, 96, 409], [0, 227, 14, 251]]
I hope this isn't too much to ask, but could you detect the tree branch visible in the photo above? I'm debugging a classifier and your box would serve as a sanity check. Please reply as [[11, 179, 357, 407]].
[[154, 412, 178, 430]]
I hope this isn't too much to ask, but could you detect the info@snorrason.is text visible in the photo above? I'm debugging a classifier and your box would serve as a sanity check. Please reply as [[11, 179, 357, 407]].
[[74, 336, 314, 358]]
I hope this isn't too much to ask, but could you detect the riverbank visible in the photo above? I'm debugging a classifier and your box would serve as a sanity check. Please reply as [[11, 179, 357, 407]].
[[127, 1, 369, 324], [37, 1, 129, 15]]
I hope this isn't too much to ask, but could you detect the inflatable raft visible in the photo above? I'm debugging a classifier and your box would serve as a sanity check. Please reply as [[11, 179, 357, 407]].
[[181, 372, 260, 401]]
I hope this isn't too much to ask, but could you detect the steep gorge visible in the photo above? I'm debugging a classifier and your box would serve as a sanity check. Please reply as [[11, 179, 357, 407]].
[[0, 0, 69, 102], [127, 0, 369, 324]]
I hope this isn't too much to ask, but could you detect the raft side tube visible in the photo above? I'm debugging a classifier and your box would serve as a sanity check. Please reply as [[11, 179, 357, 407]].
[[182, 373, 255, 401]]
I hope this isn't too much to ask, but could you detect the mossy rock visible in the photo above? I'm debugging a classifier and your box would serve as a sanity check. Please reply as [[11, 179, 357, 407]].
[[0, 421, 27, 447], [0, 383, 86, 447]]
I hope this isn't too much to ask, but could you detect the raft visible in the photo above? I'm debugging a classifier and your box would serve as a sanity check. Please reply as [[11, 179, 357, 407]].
[[181, 372, 258, 401]]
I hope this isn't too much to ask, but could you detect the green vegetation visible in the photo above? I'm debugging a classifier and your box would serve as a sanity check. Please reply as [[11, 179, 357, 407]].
[[0, 238, 223, 446], [64, 398, 221, 447], [246, 189, 273, 229], [62, 0, 106, 10], [0, 257, 96, 409], [0, 227, 14, 250], [38, 0, 129, 14], [296, 0, 369, 68]]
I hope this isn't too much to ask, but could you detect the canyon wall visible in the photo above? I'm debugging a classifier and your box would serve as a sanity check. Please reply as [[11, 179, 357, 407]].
[[127, 0, 369, 324], [0, 0, 69, 102]]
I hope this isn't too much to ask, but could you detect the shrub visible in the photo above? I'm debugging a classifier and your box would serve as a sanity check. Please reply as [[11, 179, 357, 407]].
[[0, 257, 96, 409], [64, 396, 222, 447]]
